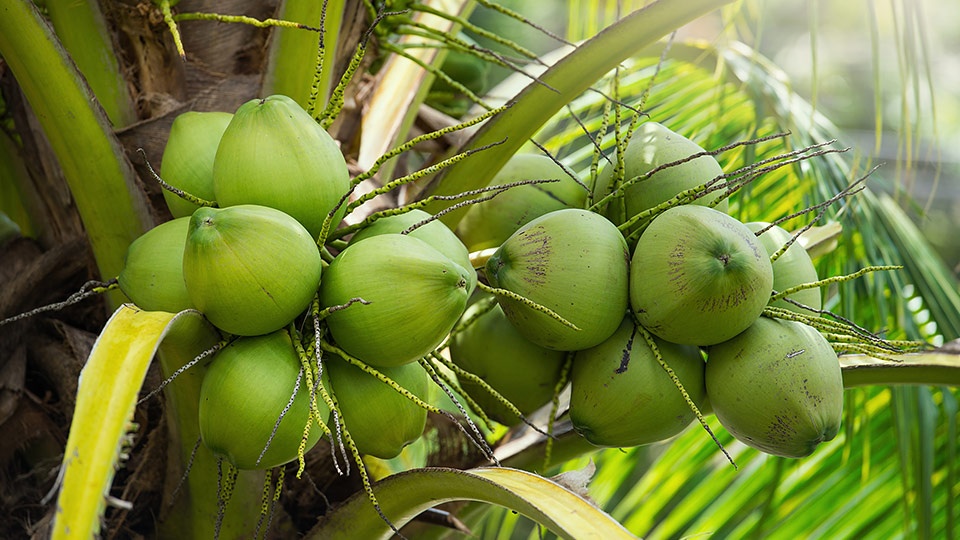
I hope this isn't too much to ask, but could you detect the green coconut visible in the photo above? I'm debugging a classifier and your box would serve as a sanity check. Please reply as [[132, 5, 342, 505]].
[[160, 111, 233, 218], [198, 329, 327, 469], [705, 316, 843, 458], [593, 121, 728, 239], [456, 153, 588, 252], [484, 208, 630, 351], [569, 317, 706, 447], [183, 204, 322, 336], [213, 94, 350, 239], [449, 298, 567, 425], [118, 216, 194, 312], [349, 208, 476, 294], [320, 234, 472, 367], [630, 205, 773, 346], [326, 355, 428, 459], [746, 222, 822, 315]]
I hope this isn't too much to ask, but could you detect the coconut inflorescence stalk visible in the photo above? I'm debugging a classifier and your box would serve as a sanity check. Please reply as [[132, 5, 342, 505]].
[[456, 153, 588, 252], [593, 121, 728, 238], [450, 298, 567, 425], [160, 111, 232, 218]]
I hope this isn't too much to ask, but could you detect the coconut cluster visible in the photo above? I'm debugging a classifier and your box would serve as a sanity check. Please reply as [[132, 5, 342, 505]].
[[450, 122, 843, 459], [118, 96, 476, 469], [120, 103, 845, 470]]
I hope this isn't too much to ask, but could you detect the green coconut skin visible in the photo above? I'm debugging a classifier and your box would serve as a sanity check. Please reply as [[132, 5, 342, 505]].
[[118, 216, 194, 312], [569, 317, 706, 448], [449, 299, 567, 425], [183, 204, 322, 337], [484, 208, 630, 352], [199, 330, 327, 470], [213, 94, 350, 239], [705, 317, 843, 458], [160, 111, 233, 218], [630, 205, 773, 346], [746, 222, 822, 315], [456, 153, 588, 252], [593, 122, 728, 238], [326, 355, 429, 459], [349, 208, 477, 294], [320, 234, 472, 367]]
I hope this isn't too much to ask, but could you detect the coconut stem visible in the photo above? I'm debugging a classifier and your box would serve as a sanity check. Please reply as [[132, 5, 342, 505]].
[[319, 341, 445, 417], [292, 326, 348, 476], [253, 467, 284, 540], [137, 339, 228, 405], [0, 278, 117, 327], [340, 422, 405, 538], [136, 148, 217, 209], [476, 282, 581, 331], [214, 458, 239, 540], [633, 316, 736, 469], [423, 354, 496, 432], [255, 367, 304, 469], [543, 352, 574, 471], [420, 357, 500, 465], [350, 106, 506, 187], [770, 265, 902, 305], [157, 0, 185, 60], [345, 139, 506, 215], [174, 11, 320, 31], [427, 352, 552, 440]]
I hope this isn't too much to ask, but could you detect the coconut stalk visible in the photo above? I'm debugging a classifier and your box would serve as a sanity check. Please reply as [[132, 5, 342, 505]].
[[357, 0, 475, 175], [0, 0, 152, 308]]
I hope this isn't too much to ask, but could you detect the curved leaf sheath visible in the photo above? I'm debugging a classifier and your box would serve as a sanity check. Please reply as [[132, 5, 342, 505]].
[[308, 466, 637, 539], [53, 305, 178, 538]]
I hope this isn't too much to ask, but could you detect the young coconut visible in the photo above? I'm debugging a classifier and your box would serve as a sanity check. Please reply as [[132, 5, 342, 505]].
[[326, 354, 428, 459], [349, 209, 476, 294], [160, 111, 232, 217], [593, 121, 728, 239], [630, 205, 773, 346], [746, 222, 822, 315], [213, 94, 350, 239], [449, 299, 567, 425], [319, 234, 472, 368], [705, 316, 843, 458], [199, 329, 328, 470], [183, 204, 322, 337], [455, 153, 588, 252], [118, 217, 194, 312], [484, 208, 630, 351], [569, 316, 706, 447]]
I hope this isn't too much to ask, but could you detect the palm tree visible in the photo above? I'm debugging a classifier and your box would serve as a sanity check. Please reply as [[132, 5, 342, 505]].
[[0, 0, 956, 538]]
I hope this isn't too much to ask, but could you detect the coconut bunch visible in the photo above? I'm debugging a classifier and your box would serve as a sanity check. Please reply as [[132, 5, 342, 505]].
[[446, 121, 910, 461], [116, 95, 492, 471]]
